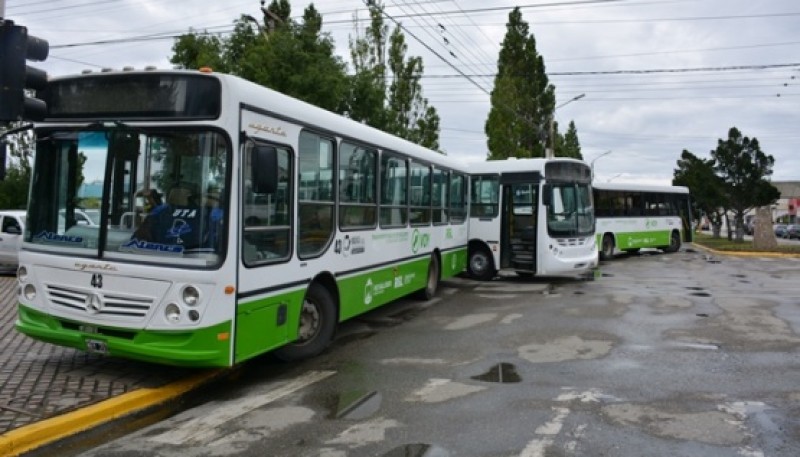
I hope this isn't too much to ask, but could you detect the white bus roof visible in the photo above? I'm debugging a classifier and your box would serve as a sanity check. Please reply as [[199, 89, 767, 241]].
[[468, 157, 587, 174], [49, 69, 470, 173], [592, 182, 690, 194]]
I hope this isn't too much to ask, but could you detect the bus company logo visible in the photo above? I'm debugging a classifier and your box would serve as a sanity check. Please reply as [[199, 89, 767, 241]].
[[411, 229, 430, 254], [645, 219, 658, 229], [248, 122, 287, 137], [34, 230, 83, 244], [121, 239, 185, 254], [85, 293, 104, 314], [364, 279, 373, 305], [75, 262, 117, 272]]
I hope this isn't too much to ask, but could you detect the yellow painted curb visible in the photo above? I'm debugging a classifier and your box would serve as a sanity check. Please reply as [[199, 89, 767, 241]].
[[691, 242, 800, 258], [0, 369, 223, 456]]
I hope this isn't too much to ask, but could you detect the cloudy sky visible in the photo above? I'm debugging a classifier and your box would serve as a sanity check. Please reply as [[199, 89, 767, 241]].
[[6, 0, 799, 184]]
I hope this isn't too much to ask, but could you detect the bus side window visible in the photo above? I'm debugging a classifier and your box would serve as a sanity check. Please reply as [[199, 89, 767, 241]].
[[243, 141, 292, 265]]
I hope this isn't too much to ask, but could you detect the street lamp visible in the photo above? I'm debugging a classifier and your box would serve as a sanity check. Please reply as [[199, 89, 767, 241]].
[[547, 93, 586, 158], [590, 150, 612, 181]]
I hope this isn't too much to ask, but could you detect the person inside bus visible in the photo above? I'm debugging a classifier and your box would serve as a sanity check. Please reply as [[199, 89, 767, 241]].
[[201, 188, 224, 251], [133, 185, 203, 248]]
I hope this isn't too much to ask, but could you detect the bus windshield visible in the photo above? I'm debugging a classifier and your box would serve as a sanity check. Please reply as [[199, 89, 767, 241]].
[[27, 127, 230, 267], [546, 182, 594, 238]]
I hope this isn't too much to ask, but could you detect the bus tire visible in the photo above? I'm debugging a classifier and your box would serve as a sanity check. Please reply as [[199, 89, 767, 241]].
[[600, 234, 615, 260], [274, 283, 337, 362], [415, 254, 440, 300], [665, 230, 681, 253], [468, 246, 496, 281]]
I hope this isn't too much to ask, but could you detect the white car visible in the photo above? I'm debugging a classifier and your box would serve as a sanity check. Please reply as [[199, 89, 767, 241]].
[[0, 210, 25, 267]]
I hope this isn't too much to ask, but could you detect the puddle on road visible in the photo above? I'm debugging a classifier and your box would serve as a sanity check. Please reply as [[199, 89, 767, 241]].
[[471, 362, 522, 383], [381, 443, 450, 457], [329, 390, 383, 420]]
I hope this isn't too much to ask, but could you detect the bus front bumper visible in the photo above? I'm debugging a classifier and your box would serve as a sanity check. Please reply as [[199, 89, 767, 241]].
[[16, 304, 232, 367]]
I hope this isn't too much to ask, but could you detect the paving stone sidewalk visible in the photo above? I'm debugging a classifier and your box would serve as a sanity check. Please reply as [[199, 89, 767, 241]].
[[0, 274, 194, 435]]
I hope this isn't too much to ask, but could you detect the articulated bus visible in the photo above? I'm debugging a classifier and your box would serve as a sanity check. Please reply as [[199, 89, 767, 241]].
[[467, 158, 598, 280], [15, 69, 470, 367], [593, 183, 692, 260]]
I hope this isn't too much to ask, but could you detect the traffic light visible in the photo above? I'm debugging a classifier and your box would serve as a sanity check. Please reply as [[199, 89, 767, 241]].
[[0, 20, 49, 121]]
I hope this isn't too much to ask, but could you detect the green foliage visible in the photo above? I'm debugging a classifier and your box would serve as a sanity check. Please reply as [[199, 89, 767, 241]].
[[169, 1, 439, 150], [0, 123, 33, 209], [170, 4, 348, 114], [485, 8, 555, 160], [556, 121, 582, 159], [673, 149, 726, 232], [711, 127, 780, 239], [346, 2, 440, 151], [674, 127, 780, 241]]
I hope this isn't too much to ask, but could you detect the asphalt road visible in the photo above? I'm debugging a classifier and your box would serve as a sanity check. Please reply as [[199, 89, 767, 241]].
[[71, 247, 800, 456]]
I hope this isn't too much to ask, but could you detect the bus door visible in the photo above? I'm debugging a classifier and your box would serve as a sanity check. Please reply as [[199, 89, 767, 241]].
[[499, 172, 541, 273]]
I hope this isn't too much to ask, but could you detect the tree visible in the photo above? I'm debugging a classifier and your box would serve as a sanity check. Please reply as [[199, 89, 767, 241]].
[[347, 2, 441, 150], [711, 127, 780, 241], [485, 8, 555, 160], [556, 120, 582, 159], [170, 2, 348, 114], [0, 123, 34, 209], [673, 150, 727, 237]]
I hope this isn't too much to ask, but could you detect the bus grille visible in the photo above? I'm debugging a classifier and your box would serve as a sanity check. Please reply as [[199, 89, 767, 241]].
[[46, 284, 154, 318], [556, 237, 589, 247]]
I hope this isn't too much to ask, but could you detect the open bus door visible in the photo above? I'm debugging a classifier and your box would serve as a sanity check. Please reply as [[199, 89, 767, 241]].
[[499, 173, 540, 274]]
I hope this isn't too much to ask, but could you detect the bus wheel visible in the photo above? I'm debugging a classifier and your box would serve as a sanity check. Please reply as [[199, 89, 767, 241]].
[[600, 234, 615, 260], [468, 247, 496, 281], [274, 283, 336, 361], [665, 230, 681, 253], [416, 254, 440, 300]]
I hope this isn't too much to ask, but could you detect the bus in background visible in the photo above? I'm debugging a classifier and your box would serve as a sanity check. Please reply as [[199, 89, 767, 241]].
[[467, 158, 598, 280], [593, 183, 692, 260], [16, 69, 469, 367]]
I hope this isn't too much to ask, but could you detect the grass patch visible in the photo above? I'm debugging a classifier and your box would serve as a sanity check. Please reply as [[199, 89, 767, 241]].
[[692, 233, 800, 254]]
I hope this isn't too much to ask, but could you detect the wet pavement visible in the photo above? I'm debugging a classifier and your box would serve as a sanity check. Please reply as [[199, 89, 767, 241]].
[[75, 246, 800, 457], [3, 245, 800, 456]]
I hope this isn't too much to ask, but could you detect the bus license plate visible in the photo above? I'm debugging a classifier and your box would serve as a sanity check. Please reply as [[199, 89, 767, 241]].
[[86, 339, 108, 354]]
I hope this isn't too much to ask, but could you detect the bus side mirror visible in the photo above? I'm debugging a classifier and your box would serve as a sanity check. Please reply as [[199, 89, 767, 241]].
[[252, 144, 278, 194], [542, 186, 552, 207]]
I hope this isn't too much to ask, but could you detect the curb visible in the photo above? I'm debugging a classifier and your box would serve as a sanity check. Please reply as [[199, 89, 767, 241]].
[[690, 242, 800, 258], [0, 369, 225, 456]]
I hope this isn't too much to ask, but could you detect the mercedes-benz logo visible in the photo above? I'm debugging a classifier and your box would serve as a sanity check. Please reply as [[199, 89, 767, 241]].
[[85, 293, 104, 314]]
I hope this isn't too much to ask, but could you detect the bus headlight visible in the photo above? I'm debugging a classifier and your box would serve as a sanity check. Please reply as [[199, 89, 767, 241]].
[[165, 303, 181, 323], [182, 286, 201, 306], [18, 266, 28, 282], [23, 284, 36, 300]]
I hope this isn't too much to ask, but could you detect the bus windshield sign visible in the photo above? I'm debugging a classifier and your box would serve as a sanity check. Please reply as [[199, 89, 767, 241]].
[[41, 74, 221, 120]]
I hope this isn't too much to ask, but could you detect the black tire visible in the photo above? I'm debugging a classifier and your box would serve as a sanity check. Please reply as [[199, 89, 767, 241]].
[[467, 246, 496, 281], [600, 234, 615, 260], [415, 254, 440, 300], [665, 230, 681, 253], [273, 283, 337, 361]]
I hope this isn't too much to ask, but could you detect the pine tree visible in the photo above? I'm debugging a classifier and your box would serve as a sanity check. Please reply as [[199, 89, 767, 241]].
[[485, 8, 555, 160]]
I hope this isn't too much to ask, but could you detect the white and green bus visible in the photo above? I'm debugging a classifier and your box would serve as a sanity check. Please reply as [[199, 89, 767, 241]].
[[593, 183, 692, 260], [15, 69, 469, 367], [467, 158, 598, 280]]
